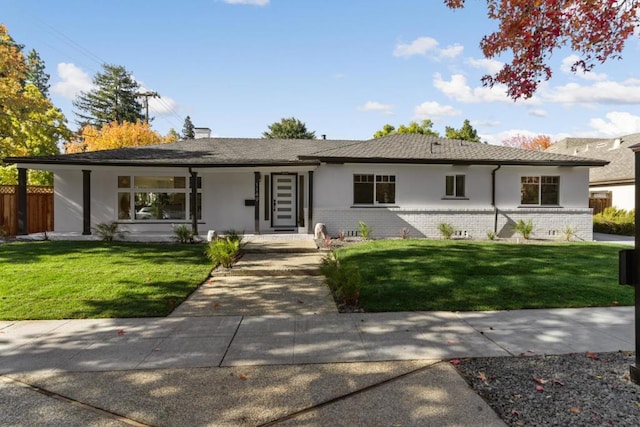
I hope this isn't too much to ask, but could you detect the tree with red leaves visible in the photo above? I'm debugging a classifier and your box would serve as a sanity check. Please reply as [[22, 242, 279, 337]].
[[444, 0, 639, 100], [502, 134, 553, 150]]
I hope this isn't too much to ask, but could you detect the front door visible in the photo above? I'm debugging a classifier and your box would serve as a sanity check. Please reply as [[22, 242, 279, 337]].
[[272, 174, 297, 228]]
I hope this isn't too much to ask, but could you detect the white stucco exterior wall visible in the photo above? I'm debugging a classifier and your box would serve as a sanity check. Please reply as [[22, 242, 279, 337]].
[[590, 184, 634, 211], [54, 170, 83, 232]]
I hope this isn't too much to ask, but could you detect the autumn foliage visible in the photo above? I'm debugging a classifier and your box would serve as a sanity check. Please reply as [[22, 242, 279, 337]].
[[502, 134, 553, 151], [65, 121, 176, 153], [445, 0, 640, 99]]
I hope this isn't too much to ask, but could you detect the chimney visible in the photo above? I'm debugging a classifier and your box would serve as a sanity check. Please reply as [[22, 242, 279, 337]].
[[612, 138, 622, 149], [194, 127, 211, 139], [321, 134, 326, 140]]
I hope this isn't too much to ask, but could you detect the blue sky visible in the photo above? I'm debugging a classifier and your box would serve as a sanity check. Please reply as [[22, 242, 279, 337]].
[[4, 0, 640, 144]]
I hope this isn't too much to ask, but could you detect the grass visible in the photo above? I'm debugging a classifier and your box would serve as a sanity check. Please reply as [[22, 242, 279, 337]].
[[0, 241, 213, 320], [334, 240, 634, 312]]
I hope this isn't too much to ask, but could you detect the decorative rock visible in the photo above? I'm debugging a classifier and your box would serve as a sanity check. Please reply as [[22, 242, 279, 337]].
[[314, 223, 328, 240]]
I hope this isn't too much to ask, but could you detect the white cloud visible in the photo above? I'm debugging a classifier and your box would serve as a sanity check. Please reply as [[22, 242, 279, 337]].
[[544, 78, 640, 105], [432, 73, 519, 104], [51, 62, 94, 99], [438, 44, 464, 59], [149, 96, 179, 117], [466, 57, 503, 75], [358, 101, 394, 115], [471, 119, 501, 128], [560, 54, 607, 81], [333, 73, 346, 79], [528, 109, 548, 117], [413, 101, 460, 119], [393, 37, 439, 57], [588, 111, 640, 137], [223, 0, 269, 5]]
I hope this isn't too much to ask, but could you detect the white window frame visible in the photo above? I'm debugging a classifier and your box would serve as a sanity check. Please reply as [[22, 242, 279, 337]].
[[353, 173, 396, 205], [520, 175, 560, 206], [444, 174, 466, 198]]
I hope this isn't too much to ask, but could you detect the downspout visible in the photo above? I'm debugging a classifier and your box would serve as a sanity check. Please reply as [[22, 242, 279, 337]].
[[491, 165, 501, 234], [188, 167, 198, 237]]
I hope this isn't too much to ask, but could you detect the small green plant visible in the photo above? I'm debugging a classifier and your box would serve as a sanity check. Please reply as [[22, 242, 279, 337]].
[[205, 237, 241, 268], [513, 219, 534, 240], [562, 225, 577, 241], [93, 222, 124, 242], [401, 228, 410, 239], [358, 221, 372, 240], [223, 229, 244, 243], [438, 222, 455, 240], [320, 252, 361, 307], [173, 224, 195, 243], [486, 231, 496, 241]]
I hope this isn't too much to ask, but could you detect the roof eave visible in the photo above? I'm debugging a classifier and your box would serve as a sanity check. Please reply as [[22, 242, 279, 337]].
[[300, 156, 608, 167], [5, 157, 320, 168]]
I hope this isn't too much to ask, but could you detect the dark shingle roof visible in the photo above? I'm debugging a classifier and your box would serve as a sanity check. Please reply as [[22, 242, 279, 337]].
[[6, 134, 607, 167], [546, 134, 636, 184]]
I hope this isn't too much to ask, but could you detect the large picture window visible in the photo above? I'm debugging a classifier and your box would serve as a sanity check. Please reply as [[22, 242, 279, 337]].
[[353, 174, 396, 205], [445, 175, 465, 198], [117, 175, 202, 220], [521, 176, 559, 205]]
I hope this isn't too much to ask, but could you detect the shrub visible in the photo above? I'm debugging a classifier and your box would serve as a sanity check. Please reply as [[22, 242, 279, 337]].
[[358, 221, 372, 240], [486, 231, 496, 241], [400, 227, 410, 239], [562, 225, 576, 241], [320, 252, 361, 307], [93, 222, 124, 242], [205, 237, 241, 268], [593, 208, 634, 236], [438, 222, 455, 240], [513, 219, 534, 240], [223, 229, 244, 243], [173, 224, 195, 243]]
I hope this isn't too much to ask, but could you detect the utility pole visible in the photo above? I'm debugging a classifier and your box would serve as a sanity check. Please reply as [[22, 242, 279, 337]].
[[136, 91, 159, 124]]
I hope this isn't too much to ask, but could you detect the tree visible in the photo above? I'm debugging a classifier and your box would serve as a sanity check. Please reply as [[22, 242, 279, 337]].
[[166, 128, 180, 142], [263, 117, 316, 139], [373, 119, 440, 138], [0, 24, 71, 185], [445, 119, 481, 142], [444, 1, 640, 99], [73, 64, 144, 128], [25, 49, 50, 98], [182, 115, 195, 139], [64, 121, 174, 153], [502, 134, 553, 151]]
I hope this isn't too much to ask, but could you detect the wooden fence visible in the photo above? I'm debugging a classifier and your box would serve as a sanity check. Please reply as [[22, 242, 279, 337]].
[[0, 185, 54, 236]]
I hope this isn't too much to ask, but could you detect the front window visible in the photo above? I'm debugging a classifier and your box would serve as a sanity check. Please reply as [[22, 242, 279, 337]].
[[521, 176, 559, 205], [117, 175, 202, 220], [445, 175, 465, 198], [353, 174, 395, 205]]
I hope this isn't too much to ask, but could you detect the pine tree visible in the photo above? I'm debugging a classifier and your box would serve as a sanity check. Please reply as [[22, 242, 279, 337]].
[[182, 115, 195, 139], [25, 49, 50, 98], [73, 64, 144, 128], [445, 119, 481, 143]]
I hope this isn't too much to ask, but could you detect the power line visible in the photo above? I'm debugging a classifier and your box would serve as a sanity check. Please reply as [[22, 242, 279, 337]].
[[135, 91, 159, 124]]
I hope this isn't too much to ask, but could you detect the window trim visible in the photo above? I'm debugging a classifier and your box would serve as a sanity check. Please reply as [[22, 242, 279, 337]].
[[352, 173, 396, 206], [443, 174, 466, 199], [520, 175, 560, 206], [117, 175, 202, 222]]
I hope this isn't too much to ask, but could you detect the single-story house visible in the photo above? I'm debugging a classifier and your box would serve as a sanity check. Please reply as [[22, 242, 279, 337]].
[[5, 133, 607, 240], [546, 134, 636, 212]]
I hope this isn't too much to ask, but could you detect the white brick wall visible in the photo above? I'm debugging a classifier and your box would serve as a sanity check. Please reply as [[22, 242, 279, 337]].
[[314, 207, 594, 241]]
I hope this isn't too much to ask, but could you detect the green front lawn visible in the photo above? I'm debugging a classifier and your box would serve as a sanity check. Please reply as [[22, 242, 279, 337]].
[[0, 241, 212, 320], [335, 240, 633, 312]]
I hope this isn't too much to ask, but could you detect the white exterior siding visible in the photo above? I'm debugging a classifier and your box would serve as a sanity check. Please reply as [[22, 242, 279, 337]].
[[202, 172, 255, 233], [53, 170, 83, 232], [590, 184, 634, 211], [313, 163, 594, 241]]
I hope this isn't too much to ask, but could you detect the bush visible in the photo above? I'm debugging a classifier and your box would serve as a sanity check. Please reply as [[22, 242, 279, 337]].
[[93, 222, 124, 242], [486, 231, 496, 241], [320, 252, 361, 307], [438, 222, 455, 240], [223, 229, 244, 243], [513, 219, 534, 240], [593, 208, 634, 236], [205, 237, 241, 268], [173, 224, 195, 243], [358, 221, 372, 240]]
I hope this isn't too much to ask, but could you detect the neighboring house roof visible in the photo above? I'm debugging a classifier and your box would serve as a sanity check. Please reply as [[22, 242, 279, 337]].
[[546, 133, 637, 185], [5, 134, 607, 168]]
